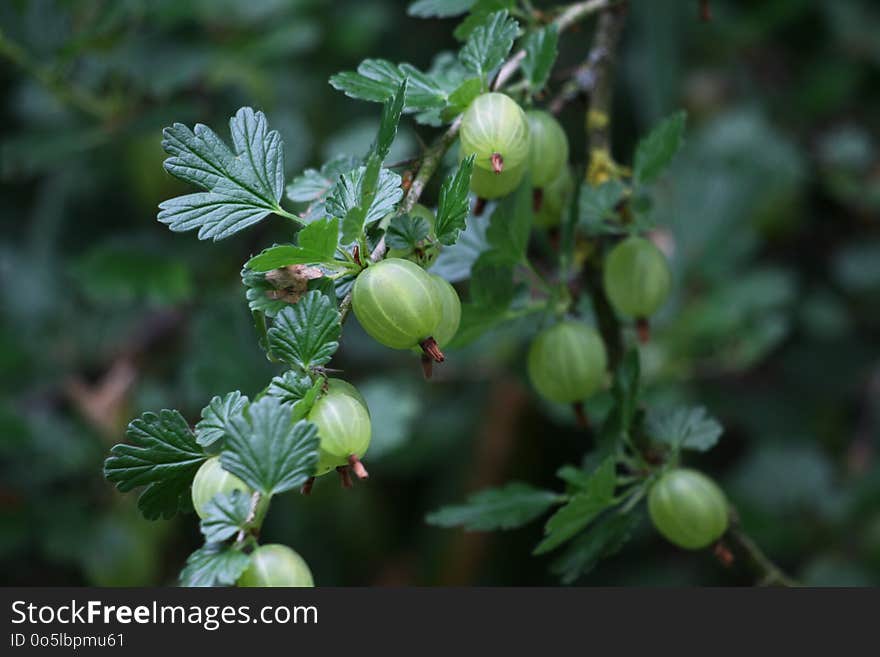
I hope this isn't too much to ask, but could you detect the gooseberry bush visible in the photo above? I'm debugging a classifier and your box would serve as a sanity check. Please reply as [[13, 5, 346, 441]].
[[104, 1, 792, 587]]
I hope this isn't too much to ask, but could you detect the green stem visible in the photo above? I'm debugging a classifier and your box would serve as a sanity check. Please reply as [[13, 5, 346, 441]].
[[274, 206, 306, 225]]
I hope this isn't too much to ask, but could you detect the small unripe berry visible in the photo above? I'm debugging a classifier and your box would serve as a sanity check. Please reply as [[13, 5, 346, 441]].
[[460, 93, 530, 174], [648, 469, 728, 550], [191, 457, 251, 519], [352, 258, 442, 352], [237, 544, 314, 587], [527, 321, 607, 404], [534, 166, 574, 229], [603, 236, 671, 319], [308, 385, 371, 476], [525, 110, 569, 188], [468, 159, 526, 199]]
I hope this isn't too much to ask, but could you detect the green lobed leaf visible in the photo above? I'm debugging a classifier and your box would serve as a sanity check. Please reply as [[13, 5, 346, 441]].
[[267, 290, 341, 371], [459, 10, 519, 79], [373, 78, 408, 161], [550, 510, 641, 584], [486, 176, 533, 263], [634, 110, 687, 184], [104, 410, 206, 520], [441, 77, 483, 120], [325, 165, 404, 244], [386, 213, 431, 250], [329, 59, 447, 114], [534, 457, 617, 555], [647, 406, 723, 452], [247, 218, 340, 271], [578, 180, 626, 234], [434, 154, 475, 245], [265, 371, 324, 421], [521, 25, 558, 92], [179, 543, 250, 587], [426, 482, 562, 531], [220, 396, 320, 496], [195, 391, 249, 453], [199, 490, 252, 544], [286, 155, 358, 206], [408, 0, 475, 18], [158, 107, 285, 241], [454, 0, 515, 40]]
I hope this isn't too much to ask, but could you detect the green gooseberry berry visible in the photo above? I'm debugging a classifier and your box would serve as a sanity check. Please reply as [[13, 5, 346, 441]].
[[307, 384, 371, 476], [191, 457, 251, 519], [237, 544, 314, 587], [527, 320, 608, 404], [648, 469, 729, 550], [468, 158, 526, 200], [460, 92, 530, 174], [352, 258, 443, 358], [525, 110, 569, 188], [603, 236, 671, 319]]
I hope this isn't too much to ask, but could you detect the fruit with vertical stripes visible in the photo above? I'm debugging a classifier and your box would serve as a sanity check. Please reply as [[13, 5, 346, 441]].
[[527, 321, 608, 404]]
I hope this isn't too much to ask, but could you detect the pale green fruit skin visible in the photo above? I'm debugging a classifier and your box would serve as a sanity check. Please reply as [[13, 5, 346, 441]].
[[237, 544, 314, 587], [534, 166, 574, 228], [460, 93, 530, 173], [191, 457, 251, 519], [603, 237, 672, 318], [468, 159, 526, 199], [648, 469, 729, 550], [411, 275, 461, 355], [527, 321, 607, 404], [308, 388, 371, 475], [352, 258, 441, 350], [525, 110, 569, 187], [326, 378, 368, 412], [429, 275, 461, 347]]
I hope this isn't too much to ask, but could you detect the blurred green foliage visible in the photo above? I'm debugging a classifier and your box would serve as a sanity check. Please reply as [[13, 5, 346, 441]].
[[1, 0, 879, 586]]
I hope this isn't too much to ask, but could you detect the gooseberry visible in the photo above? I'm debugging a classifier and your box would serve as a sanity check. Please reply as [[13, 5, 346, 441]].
[[648, 468, 729, 550], [428, 274, 461, 348], [236, 544, 314, 587], [460, 92, 530, 174], [525, 110, 569, 188], [527, 320, 607, 404], [352, 257, 444, 361], [191, 457, 251, 519], [603, 236, 671, 320], [307, 383, 371, 478], [468, 159, 526, 200]]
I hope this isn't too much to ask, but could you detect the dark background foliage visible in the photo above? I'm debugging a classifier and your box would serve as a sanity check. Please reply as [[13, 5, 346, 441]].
[[1, 0, 878, 586]]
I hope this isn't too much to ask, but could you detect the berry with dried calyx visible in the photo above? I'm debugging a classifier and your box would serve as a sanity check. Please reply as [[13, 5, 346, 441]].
[[460, 92, 530, 174]]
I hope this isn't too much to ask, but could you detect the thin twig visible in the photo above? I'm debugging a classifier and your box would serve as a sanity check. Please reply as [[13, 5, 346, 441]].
[[492, 0, 613, 91], [725, 510, 798, 587]]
